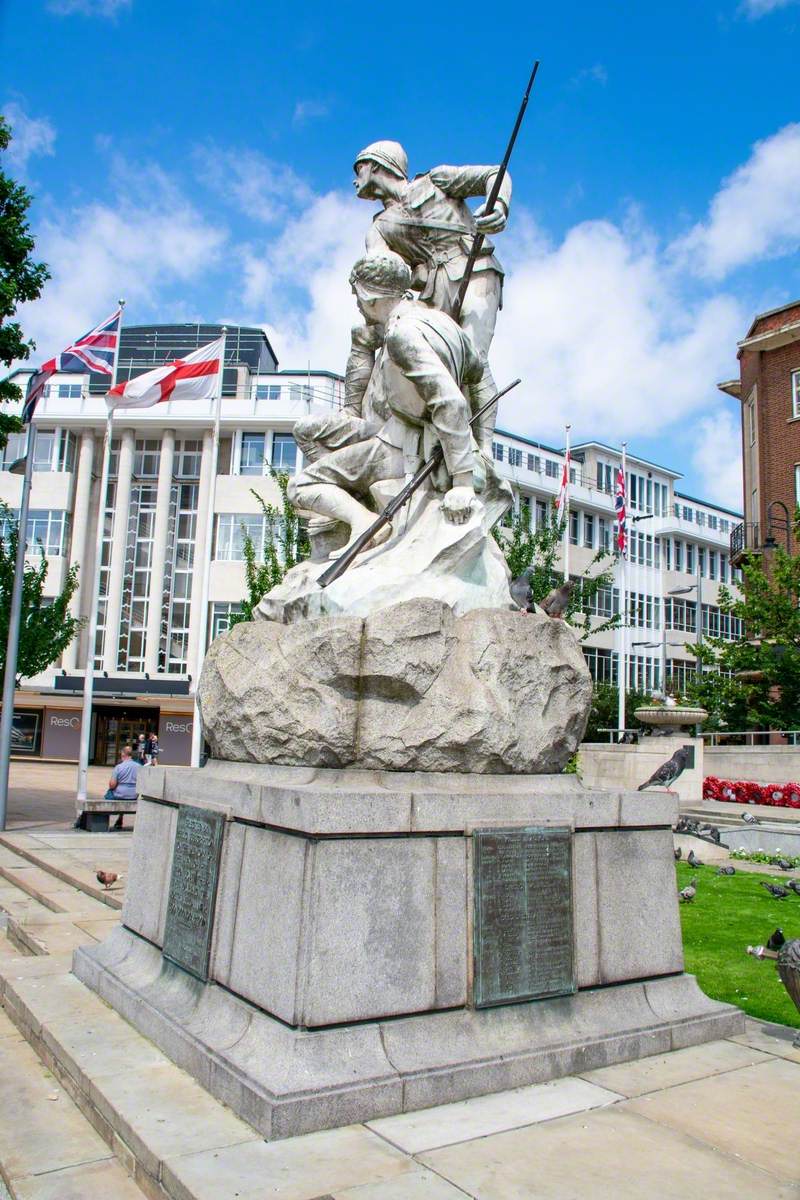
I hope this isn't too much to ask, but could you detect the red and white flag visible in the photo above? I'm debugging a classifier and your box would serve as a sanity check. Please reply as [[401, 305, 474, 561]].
[[555, 448, 571, 513], [107, 337, 223, 410]]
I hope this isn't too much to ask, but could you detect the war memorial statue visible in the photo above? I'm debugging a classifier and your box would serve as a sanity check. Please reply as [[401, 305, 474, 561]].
[[74, 84, 745, 1140]]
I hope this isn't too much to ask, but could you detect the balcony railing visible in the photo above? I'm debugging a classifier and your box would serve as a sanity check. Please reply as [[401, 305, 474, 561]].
[[730, 521, 760, 564]]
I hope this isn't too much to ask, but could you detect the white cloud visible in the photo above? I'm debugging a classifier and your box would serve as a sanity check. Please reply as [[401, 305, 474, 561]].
[[2, 102, 55, 174], [47, 0, 131, 16], [195, 146, 313, 225], [691, 408, 743, 511], [491, 214, 743, 444], [739, 0, 797, 17], [671, 124, 800, 279], [18, 163, 226, 357], [293, 100, 329, 126], [570, 64, 608, 87]]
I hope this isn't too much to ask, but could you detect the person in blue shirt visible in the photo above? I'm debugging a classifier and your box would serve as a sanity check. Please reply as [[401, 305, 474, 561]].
[[104, 744, 140, 827]]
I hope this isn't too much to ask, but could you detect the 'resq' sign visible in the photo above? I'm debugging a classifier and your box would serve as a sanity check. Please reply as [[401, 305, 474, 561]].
[[158, 712, 193, 766]]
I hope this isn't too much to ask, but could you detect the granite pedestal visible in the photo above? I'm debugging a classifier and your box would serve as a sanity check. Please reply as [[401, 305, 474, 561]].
[[73, 761, 744, 1140]]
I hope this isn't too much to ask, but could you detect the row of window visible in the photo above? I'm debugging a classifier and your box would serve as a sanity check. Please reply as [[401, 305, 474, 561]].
[[0, 509, 70, 557], [673, 501, 730, 534], [581, 647, 707, 694]]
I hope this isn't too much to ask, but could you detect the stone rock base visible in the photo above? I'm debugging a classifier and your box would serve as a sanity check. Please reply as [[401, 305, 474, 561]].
[[198, 599, 593, 773], [72, 763, 744, 1139]]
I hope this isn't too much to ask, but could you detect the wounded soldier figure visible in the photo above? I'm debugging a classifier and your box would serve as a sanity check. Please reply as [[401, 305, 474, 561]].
[[289, 253, 490, 560]]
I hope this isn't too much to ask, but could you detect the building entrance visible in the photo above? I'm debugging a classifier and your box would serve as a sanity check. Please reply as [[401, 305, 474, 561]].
[[93, 706, 160, 766]]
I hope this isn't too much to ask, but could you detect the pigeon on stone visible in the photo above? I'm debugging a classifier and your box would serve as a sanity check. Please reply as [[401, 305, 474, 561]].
[[509, 569, 534, 612], [702, 825, 722, 844], [95, 870, 120, 890], [716, 865, 736, 875], [674, 846, 682, 861], [540, 580, 577, 619], [761, 881, 791, 899], [742, 812, 760, 825], [767, 928, 786, 951], [638, 747, 691, 794], [679, 878, 698, 903], [687, 849, 704, 869]]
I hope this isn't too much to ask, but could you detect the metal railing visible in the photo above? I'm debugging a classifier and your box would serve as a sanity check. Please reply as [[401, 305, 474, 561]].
[[730, 521, 760, 561], [702, 730, 800, 747]]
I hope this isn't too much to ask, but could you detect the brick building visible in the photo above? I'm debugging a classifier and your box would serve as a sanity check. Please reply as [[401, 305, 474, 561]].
[[719, 299, 800, 561]]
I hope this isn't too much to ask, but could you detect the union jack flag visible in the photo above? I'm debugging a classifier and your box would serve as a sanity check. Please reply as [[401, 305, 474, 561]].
[[614, 465, 627, 556], [555, 449, 571, 513], [23, 308, 123, 423]]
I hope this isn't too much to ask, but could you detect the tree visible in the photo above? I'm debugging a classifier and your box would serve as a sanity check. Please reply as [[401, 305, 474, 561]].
[[583, 682, 653, 742], [685, 520, 800, 732], [0, 115, 50, 432], [234, 471, 310, 622], [0, 504, 82, 685], [493, 506, 622, 641]]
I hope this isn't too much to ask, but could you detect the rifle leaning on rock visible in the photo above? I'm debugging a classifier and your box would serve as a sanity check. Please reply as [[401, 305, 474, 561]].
[[317, 377, 521, 588]]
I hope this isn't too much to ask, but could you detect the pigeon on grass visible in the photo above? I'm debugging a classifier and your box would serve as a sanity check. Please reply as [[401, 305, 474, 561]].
[[787, 879, 800, 896], [674, 846, 682, 861], [716, 865, 736, 876], [679, 878, 698, 903], [687, 849, 704, 869], [638, 747, 691, 795], [761, 881, 791, 899], [767, 928, 786, 951]]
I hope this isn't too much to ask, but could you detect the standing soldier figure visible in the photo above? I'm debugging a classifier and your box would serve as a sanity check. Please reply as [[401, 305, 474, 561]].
[[349, 140, 512, 455]]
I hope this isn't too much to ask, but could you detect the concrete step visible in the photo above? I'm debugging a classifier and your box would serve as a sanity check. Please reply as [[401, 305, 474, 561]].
[[0, 946, 146, 1199], [0, 862, 119, 957], [0, 833, 125, 912]]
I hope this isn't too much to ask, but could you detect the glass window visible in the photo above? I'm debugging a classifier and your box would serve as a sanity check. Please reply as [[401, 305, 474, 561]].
[[25, 510, 68, 556], [175, 439, 202, 479], [255, 384, 281, 401], [582, 646, 617, 684], [545, 460, 559, 479], [583, 513, 594, 548], [686, 543, 695, 574], [208, 601, 243, 646], [792, 372, 800, 419], [57, 383, 82, 399], [674, 539, 683, 571], [682, 505, 692, 521], [696, 510, 705, 526], [240, 432, 266, 476], [527, 453, 541, 472], [214, 513, 267, 561], [709, 550, 717, 580], [0, 432, 27, 470], [271, 433, 297, 473], [32, 431, 56, 472], [492, 442, 504, 462], [134, 439, 160, 477], [720, 518, 729, 534], [708, 514, 717, 530], [569, 509, 579, 545], [508, 447, 523, 468], [598, 517, 610, 552]]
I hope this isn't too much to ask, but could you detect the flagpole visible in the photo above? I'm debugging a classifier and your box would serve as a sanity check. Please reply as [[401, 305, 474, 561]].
[[563, 424, 571, 583], [76, 300, 125, 810], [617, 441, 628, 742], [190, 328, 226, 769], [0, 422, 38, 831]]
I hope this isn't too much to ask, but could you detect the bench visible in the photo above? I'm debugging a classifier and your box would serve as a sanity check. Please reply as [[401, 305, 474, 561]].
[[78, 799, 138, 833]]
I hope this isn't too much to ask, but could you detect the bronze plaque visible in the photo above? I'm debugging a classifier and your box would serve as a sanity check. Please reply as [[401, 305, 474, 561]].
[[473, 826, 575, 1008], [162, 804, 225, 981]]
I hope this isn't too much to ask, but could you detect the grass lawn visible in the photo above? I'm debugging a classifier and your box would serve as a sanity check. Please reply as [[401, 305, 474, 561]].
[[676, 860, 800, 1029]]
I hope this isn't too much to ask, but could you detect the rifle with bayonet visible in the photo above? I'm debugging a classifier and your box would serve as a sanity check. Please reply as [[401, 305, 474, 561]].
[[317, 377, 521, 588], [452, 59, 540, 322]]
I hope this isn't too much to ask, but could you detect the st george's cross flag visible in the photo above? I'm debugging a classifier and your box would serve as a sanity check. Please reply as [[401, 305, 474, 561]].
[[614, 465, 628, 556], [23, 308, 123, 423], [106, 337, 224, 410], [555, 447, 571, 513]]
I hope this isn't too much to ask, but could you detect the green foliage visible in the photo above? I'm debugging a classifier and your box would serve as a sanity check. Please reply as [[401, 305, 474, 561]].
[[685, 516, 800, 732], [676, 860, 800, 1028], [583, 682, 653, 741], [0, 115, 50, 429], [233, 470, 310, 621], [494, 506, 621, 641], [730, 848, 800, 868], [0, 503, 82, 685]]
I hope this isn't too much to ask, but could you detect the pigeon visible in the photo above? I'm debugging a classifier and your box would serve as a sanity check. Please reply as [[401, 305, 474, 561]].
[[761, 881, 790, 899], [787, 879, 800, 896], [95, 870, 120, 890], [767, 928, 786, 951], [509, 568, 535, 612], [638, 747, 691, 794], [674, 846, 682, 861], [716, 865, 736, 875], [540, 580, 577, 619], [742, 812, 760, 825], [679, 878, 698, 903], [705, 826, 722, 845], [687, 849, 704, 868], [774, 858, 794, 871]]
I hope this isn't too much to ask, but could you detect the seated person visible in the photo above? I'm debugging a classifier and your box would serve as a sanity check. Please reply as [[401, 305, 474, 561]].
[[104, 744, 140, 827]]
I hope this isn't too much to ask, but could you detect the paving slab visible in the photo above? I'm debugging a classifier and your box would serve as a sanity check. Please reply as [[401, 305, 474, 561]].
[[367, 1075, 622, 1153], [161, 1126, 414, 1200], [623, 1057, 800, 1183], [732, 1019, 800, 1065], [420, 1104, 799, 1198], [578, 1037, 772, 1097], [0, 1035, 112, 1181], [330, 1167, 471, 1198], [9, 1157, 145, 1200]]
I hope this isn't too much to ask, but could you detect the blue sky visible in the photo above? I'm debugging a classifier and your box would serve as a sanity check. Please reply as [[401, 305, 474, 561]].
[[3, 0, 800, 509]]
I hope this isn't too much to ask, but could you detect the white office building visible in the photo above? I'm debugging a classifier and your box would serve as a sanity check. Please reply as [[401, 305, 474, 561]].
[[3, 323, 741, 765]]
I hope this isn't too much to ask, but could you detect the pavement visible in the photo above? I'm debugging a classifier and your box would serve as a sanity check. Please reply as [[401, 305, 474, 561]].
[[0, 766, 798, 1198], [3, 761, 118, 831]]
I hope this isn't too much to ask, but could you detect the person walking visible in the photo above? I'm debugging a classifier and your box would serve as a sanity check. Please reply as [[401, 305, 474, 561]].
[[145, 730, 160, 766]]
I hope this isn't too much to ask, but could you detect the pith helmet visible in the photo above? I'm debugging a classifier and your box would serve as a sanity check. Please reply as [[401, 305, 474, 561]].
[[353, 140, 408, 180]]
